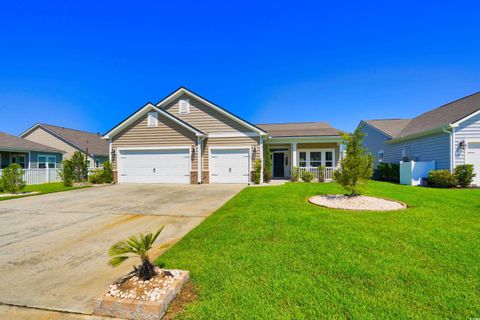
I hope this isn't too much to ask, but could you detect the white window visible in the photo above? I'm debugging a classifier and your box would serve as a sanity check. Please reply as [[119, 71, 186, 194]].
[[147, 112, 158, 127], [378, 150, 384, 163], [179, 99, 190, 114], [298, 150, 335, 168], [95, 160, 100, 168], [38, 155, 56, 169], [401, 148, 409, 161]]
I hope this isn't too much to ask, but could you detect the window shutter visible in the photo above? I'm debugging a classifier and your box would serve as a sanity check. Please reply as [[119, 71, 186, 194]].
[[147, 112, 158, 127], [179, 99, 190, 114]]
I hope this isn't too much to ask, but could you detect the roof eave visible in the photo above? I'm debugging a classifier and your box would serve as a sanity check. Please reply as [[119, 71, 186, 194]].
[[386, 125, 449, 144]]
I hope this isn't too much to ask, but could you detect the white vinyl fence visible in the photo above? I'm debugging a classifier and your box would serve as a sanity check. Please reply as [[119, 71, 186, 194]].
[[298, 167, 335, 181], [0, 168, 62, 185]]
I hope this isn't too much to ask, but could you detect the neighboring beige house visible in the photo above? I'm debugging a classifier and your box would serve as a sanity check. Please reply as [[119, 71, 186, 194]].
[[102, 87, 344, 184], [21, 124, 109, 168]]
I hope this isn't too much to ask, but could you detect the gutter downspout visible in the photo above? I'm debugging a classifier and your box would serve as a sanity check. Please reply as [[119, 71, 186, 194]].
[[442, 126, 453, 172], [197, 136, 204, 184]]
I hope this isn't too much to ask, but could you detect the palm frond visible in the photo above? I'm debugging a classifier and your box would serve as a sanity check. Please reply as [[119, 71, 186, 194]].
[[108, 240, 137, 256], [108, 255, 129, 267], [151, 225, 164, 244]]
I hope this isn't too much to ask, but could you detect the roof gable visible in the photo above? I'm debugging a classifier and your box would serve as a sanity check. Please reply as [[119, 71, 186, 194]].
[[22, 124, 109, 156], [156, 87, 267, 135], [102, 103, 205, 139], [361, 119, 412, 138]]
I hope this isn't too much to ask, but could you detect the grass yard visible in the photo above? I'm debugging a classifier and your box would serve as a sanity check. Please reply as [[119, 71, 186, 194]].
[[0, 182, 88, 201], [156, 181, 480, 319]]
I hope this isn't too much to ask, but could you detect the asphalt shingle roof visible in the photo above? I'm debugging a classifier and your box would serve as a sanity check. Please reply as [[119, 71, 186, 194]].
[[0, 132, 63, 153], [364, 92, 480, 139], [34, 124, 109, 156], [256, 122, 342, 138]]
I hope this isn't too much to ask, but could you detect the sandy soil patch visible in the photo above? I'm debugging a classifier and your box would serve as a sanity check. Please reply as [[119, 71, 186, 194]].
[[309, 194, 406, 211]]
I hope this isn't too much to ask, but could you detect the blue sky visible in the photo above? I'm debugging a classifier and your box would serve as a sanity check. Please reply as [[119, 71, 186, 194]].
[[1, 1, 479, 135]]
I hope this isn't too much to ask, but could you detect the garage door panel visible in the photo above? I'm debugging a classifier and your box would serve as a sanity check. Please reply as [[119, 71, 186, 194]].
[[119, 149, 190, 184], [467, 142, 480, 185], [210, 148, 249, 184]]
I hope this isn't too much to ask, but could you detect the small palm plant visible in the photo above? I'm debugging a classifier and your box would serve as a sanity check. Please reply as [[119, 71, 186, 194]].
[[108, 226, 165, 281]]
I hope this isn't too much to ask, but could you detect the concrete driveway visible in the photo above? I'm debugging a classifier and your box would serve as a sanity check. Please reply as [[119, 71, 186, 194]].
[[0, 183, 243, 315]]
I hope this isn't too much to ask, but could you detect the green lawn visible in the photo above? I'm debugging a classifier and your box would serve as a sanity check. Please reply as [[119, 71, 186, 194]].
[[155, 181, 480, 319], [0, 182, 88, 201]]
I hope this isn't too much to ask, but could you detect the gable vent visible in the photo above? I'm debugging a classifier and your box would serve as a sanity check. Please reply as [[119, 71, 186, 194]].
[[179, 99, 190, 114], [147, 112, 158, 127]]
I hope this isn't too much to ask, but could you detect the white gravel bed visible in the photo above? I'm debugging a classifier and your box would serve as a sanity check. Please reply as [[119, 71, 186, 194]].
[[309, 194, 406, 211], [0, 191, 39, 198]]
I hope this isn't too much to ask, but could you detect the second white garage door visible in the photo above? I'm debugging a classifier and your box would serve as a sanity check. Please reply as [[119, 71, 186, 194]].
[[210, 148, 250, 184], [119, 148, 190, 184], [467, 142, 480, 186]]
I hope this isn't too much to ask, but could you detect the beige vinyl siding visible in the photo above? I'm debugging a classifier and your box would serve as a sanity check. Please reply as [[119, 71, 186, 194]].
[[111, 113, 197, 171], [164, 94, 256, 134], [23, 127, 77, 159], [203, 136, 260, 171]]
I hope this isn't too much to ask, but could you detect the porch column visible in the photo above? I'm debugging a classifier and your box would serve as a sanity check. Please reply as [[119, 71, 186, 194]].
[[292, 142, 298, 168], [259, 137, 264, 184]]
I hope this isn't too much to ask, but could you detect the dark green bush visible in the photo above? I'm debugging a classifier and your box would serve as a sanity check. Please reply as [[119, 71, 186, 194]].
[[301, 170, 314, 182], [454, 164, 475, 188], [1, 164, 26, 193], [428, 170, 457, 188], [375, 162, 400, 183], [263, 145, 272, 183]]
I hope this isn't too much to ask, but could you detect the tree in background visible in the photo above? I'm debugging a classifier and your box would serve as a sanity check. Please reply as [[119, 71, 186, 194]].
[[70, 151, 88, 182], [333, 127, 373, 195], [0, 164, 26, 193], [263, 144, 272, 182]]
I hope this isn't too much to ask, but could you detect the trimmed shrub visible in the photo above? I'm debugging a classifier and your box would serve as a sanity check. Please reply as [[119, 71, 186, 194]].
[[1, 164, 26, 193], [102, 161, 114, 183], [428, 170, 457, 188], [88, 169, 105, 184], [318, 165, 326, 182], [454, 164, 475, 188], [375, 162, 400, 183], [252, 159, 262, 184], [291, 166, 300, 182], [301, 170, 314, 182], [59, 159, 74, 186]]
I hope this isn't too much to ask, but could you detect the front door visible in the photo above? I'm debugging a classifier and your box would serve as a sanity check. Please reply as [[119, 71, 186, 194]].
[[273, 153, 285, 178]]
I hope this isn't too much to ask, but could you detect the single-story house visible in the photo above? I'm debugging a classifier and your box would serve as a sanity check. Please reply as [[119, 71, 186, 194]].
[[102, 87, 344, 184], [0, 131, 63, 169], [359, 92, 480, 185], [20, 123, 109, 168]]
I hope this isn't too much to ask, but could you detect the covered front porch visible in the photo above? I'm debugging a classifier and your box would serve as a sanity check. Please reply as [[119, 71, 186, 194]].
[[266, 137, 343, 181]]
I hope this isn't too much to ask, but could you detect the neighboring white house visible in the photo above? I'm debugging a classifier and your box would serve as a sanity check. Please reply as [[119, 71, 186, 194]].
[[358, 92, 480, 186]]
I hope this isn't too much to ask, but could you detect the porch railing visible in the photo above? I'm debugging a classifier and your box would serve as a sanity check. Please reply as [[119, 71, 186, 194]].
[[0, 168, 62, 185], [298, 167, 335, 181]]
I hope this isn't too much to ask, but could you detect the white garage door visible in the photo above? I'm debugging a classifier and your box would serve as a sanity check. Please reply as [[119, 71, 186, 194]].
[[210, 148, 250, 184], [119, 149, 190, 184], [467, 142, 480, 186]]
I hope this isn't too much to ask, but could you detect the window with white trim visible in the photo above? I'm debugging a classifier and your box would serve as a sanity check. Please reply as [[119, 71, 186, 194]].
[[38, 155, 56, 169], [298, 150, 335, 168], [299, 152, 307, 167], [378, 150, 384, 163], [310, 152, 322, 167], [179, 99, 190, 114], [147, 112, 158, 127]]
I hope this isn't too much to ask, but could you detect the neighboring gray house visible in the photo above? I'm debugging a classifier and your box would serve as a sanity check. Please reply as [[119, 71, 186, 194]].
[[359, 92, 480, 185], [0, 132, 63, 169], [21, 124, 109, 168]]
